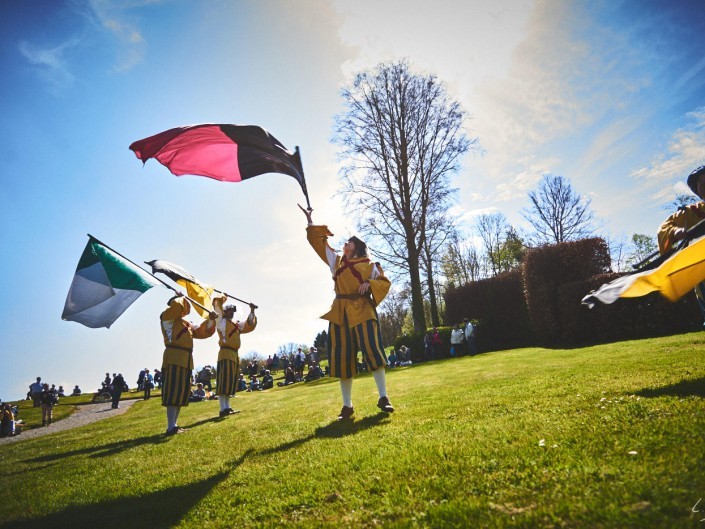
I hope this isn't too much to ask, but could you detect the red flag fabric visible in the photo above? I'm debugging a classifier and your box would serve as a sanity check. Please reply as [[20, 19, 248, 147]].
[[129, 124, 309, 203]]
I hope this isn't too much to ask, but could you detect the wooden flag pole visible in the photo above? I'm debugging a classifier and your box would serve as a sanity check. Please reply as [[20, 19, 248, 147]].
[[87, 234, 213, 315], [295, 146, 312, 211], [212, 288, 258, 309]]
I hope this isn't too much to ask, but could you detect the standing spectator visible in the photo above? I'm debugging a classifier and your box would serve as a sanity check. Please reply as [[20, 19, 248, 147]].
[[110, 373, 125, 409], [424, 332, 433, 361], [213, 295, 257, 417], [307, 346, 319, 367], [29, 377, 43, 408], [463, 318, 477, 356], [450, 324, 465, 357], [143, 369, 153, 400], [271, 354, 280, 372], [154, 368, 162, 389], [137, 368, 147, 391], [40, 383, 58, 426], [301, 205, 394, 420], [160, 295, 216, 435], [431, 327, 442, 359]]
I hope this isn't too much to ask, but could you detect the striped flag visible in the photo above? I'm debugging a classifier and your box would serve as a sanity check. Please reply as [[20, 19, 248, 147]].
[[62, 238, 159, 328], [146, 260, 213, 318], [129, 124, 310, 205]]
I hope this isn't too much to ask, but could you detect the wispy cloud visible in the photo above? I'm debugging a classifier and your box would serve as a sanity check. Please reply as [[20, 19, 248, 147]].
[[81, 0, 148, 72], [18, 37, 81, 94], [631, 107, 705, 194]]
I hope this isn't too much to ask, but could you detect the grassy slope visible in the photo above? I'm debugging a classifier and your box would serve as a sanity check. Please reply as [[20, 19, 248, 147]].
[[1, 333, 704, 528]]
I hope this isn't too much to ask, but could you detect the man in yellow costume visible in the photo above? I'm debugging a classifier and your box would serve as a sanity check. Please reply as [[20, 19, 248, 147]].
[[160, 295, 216, 434], [658, 165, 705, 319], [213, 295, 257, 417], [300, 205, 394, 420]]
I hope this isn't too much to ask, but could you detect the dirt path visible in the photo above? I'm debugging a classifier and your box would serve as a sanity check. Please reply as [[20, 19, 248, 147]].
[[0, 399, 139, 444]]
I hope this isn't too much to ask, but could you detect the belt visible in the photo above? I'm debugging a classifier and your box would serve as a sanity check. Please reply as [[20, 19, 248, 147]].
[[165, 345, 193, 353], [335, 293, 367, 300], [220, 345, 239, 352]]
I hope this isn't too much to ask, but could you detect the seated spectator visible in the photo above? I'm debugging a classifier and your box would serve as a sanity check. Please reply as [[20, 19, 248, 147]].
[[236, 374, 248, 393], [57, 385, 66, 397], [189, 383, 207, 402], [248, 375, 261, 392], [388, 350, 398, 368], [260, 370, 274, 390], [304, 364, 323, 382], [71, 385, 82, 396], [277, 366, 297, 387], [0, 403, 16, 437]]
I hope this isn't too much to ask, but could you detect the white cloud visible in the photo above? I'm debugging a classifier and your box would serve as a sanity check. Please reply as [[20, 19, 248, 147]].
[[630, 107, 705, 190], [18, 38, 80, 93]]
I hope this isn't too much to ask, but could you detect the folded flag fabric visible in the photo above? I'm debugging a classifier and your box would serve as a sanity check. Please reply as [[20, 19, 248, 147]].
[[129, 124, 310, 204], [582, 225, 705, 308], [146, 259, 214, 318], [63, 238, 159, 328]]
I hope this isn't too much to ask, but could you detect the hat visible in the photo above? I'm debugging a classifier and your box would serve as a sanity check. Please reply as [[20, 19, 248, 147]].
[[687, 166, 705, 195]]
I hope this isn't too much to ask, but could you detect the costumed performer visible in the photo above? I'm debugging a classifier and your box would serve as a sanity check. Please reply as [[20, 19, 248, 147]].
[[160, 295, 216, 434], [213, 295, 257, 417], [657, 165, 705, 322], [300, 204, 394, 420]]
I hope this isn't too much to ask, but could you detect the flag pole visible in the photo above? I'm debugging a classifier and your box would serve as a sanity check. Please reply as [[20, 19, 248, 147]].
[[212, 288, 258, 309], [295, 146, 312, 211], [86, 234, 212, 315]]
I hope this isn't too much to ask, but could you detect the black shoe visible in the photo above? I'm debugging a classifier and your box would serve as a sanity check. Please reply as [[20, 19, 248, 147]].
[[337, 406, 354, 420], [377, 396, 394, 413], [166, 426, 186, 435]]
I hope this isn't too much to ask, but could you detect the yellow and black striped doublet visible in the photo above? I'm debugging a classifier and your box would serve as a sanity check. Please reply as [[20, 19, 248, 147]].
[[216, 358, 239, 396], [328, 315, 387, 379], [161, 364, 191, 407]]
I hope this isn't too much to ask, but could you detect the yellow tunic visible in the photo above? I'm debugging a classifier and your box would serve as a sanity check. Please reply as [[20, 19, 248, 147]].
[[160, 297, 215, 370], [213, 296, 257, 362], [657, 201, 705, 254], [307, 224, 391, 327]]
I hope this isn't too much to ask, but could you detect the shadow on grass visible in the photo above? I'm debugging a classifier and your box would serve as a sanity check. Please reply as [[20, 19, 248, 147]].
[[258, 412, 391, 456], [24, 432, 170, 463], [2, 450, 252, 529], [636, 376, 705, 398]]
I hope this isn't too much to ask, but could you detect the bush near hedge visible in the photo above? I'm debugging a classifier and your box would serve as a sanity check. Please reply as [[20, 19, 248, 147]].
[[523, 238, 611, 345], [444, 269, 533, 352]]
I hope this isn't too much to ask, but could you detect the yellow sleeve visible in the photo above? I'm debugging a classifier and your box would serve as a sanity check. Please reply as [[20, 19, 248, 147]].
[[306, 225, 336, 265], [657, 203, 705, 254], [192, 319, 216, 340], [369, 263, 391, 307], [240, 315, 258, 335]]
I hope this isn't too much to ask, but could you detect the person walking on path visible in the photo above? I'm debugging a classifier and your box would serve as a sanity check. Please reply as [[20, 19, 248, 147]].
[[160, 295, 216, 435], [29, 377, 43, 408], [300, 204, 394, 421], [213, 295, 257, 417], [110, 373, 125, 409]]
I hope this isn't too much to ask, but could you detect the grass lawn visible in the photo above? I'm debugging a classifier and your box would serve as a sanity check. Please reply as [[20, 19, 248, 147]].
[[1, 333, 704, 528]]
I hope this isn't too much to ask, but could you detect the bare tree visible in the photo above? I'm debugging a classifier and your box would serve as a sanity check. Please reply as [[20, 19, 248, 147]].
[[664, 192, 699, 213], [627, 233, 657, 269], [377, 289, 408, 346], [334, 60, 472, 332], [441, 232, 482, 287], [475, 212, 510, 276], [420, 205, 456, 326], [522, 174, 596, 244]]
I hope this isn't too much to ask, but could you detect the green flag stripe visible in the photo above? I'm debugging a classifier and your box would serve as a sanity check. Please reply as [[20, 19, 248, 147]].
[[92, 242, 157, 292]]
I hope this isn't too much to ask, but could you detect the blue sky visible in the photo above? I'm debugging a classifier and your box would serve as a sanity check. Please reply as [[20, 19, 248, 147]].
[[1, 0, 704, 400]]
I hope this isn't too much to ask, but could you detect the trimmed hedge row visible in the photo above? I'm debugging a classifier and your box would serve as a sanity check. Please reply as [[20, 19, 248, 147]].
[[443, 237, 702, 350]]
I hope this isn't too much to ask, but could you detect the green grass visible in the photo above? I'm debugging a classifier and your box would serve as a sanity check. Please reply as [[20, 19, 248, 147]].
[[1, 333, 704, 528]]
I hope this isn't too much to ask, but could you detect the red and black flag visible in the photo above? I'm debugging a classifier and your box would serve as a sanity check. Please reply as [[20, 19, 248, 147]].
[[129, 124, 310, 207]]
